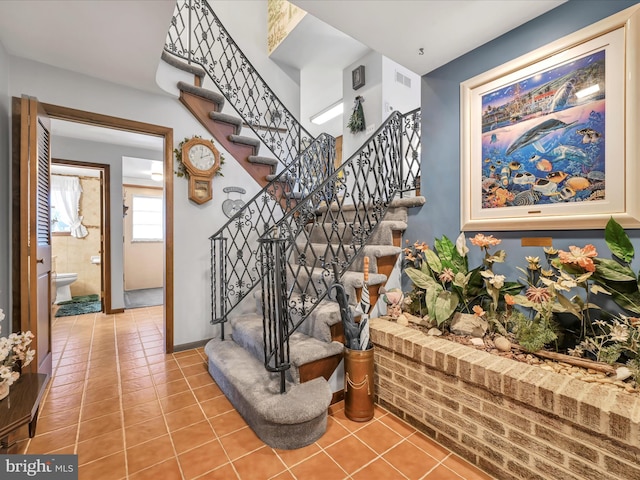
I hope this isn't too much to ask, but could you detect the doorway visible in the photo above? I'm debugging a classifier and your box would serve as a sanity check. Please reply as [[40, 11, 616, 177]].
[[13, 99, 175, 354], [50, 160, 108, 316]]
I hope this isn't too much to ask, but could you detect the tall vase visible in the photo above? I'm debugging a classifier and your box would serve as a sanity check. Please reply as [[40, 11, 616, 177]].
[[0, 382, 9, 401]]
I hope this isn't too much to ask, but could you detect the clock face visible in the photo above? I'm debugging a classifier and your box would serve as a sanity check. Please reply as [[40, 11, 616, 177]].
[[188, 144, 216, 171]]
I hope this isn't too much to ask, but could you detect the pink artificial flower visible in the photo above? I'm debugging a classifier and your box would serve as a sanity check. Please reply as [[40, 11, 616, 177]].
[[558, 245, 598, 272], [525, 286, 551, 304], [470, 234, 501, 248], [472, 305, 485, 317]]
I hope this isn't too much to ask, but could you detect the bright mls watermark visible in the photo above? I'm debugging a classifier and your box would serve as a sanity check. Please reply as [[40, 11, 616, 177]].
[[0, 455, 77, 479]]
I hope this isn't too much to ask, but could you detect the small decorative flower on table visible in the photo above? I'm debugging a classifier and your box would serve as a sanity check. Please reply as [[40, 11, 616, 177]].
[[0, 307, 36, 400]]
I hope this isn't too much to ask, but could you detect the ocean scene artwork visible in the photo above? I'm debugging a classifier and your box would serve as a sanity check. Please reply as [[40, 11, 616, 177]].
[[480, 49, 605, 210]]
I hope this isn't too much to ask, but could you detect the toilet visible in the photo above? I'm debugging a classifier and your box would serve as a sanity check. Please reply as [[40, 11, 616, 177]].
[[54, 273, 78, 304]]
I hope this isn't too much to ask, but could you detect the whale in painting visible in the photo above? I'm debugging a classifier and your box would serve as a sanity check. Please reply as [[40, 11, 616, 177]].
[[506, 118, 576, 156]]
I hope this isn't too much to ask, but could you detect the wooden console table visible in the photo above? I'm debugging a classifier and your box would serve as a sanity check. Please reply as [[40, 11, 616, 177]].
[[0, 373, 49, 451]]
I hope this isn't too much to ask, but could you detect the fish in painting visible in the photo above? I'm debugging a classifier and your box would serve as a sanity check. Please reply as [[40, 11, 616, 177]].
[[536, 159, 553, 172], [512, 190, 541, 206], [565, 176, 591, 191], [509, 161, 522, 170], [577, 128, 601, 144], [500, 166, 510, 186], [551, 145, 588, 162], [490, 133, 498, 144], [559, 186, 576, 200], [512, 172, 536, 185], [506, 118, 577, 155], [547, 171, 568, 183], [533, 178, 558, 195]]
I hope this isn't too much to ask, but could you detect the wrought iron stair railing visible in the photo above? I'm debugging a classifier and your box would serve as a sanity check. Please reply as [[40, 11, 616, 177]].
[[211, 134, 335, 338], [259, 109, 421, 391], [165, 0, 314, 167]]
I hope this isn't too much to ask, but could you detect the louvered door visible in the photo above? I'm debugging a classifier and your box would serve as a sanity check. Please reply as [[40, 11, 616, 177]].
[[19, 95, 52, 377]]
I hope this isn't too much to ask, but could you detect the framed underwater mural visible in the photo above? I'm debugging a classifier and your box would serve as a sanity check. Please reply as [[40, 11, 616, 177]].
[[460, 5, 640, 231]]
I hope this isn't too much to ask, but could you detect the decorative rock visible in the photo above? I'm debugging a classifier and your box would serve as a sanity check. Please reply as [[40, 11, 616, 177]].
[[396, 314, 409, 326], [450, 312, 488, 338], [616, 366, 633, 381], [493, 336, 511, 352], [426, 328, 443, 336], [469, 338, 485, 347], [405, 313, 431, 327]]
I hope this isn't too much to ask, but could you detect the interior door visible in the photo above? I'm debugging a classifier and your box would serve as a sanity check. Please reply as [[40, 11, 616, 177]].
[[17, 95, 53, 377]]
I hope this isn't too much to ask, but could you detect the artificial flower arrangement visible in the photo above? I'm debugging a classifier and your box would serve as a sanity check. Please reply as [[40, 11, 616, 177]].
[[401, 218, 640, 382], [0, 307, 36, 388]]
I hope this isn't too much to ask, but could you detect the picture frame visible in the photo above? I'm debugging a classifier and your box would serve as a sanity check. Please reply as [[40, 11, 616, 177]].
[[460, 5, 640, 231], [352, 65, 365, 90]]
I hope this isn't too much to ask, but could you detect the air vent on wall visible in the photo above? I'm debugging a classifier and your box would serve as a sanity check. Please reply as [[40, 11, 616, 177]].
[[395, 71, 411, 88]]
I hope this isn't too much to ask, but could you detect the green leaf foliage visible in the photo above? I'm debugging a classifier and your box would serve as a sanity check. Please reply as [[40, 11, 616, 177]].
[[435, 236, 466, 273], [434, 290, 459, 326], [594, 258, 637, 282], [424, 249, 442, 274], [605, 217, 634, 264], [405, 268, 434, 290]]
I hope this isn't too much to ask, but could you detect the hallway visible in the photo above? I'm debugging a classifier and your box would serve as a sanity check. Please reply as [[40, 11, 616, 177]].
[[13, 307, 492, 479]]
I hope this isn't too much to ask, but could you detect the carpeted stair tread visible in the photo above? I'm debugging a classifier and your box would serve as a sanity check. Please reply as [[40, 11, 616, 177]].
[[161, 51, 206, 81], [293, 243, 401, 274], [248, 155, 278, 166], [266, 173, 295, 182], [307, 220, 407, 245], [177, 81, 225, 108], [205, 338, 331, 449], [231, 314, 343, 384], [289, 268, 385, 310], [209, 112, 243, 134], [229, 134, 261, 153], [317, 196, 425, 213]]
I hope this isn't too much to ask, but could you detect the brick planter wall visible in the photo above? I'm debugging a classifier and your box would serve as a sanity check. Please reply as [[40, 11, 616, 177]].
[[370, 318, 640, 480]]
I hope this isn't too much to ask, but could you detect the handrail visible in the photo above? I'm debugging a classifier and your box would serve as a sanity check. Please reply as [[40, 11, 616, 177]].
[[165, 0, 315, 167], [210, 134, 335, 338], [259, 110, 419, 387]]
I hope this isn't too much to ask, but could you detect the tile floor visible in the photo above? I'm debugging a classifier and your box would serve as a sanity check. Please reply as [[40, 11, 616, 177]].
[[11, 306, 494, 479]]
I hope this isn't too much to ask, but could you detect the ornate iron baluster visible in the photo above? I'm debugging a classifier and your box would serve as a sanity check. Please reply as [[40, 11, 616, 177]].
[[165, 0, 313, 167]]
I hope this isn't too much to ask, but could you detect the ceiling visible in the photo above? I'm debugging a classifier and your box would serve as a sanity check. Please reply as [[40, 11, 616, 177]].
[[0, 0, 566, 163], [291, 0, 566, 76]]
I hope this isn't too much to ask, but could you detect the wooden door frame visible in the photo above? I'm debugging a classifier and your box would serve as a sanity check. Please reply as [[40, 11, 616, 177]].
[[14, 101, 175, 353], [51, 159, 110, 314]]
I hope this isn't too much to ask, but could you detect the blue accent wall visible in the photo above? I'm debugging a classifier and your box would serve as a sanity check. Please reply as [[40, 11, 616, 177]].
[[408, 0, 640, 283]]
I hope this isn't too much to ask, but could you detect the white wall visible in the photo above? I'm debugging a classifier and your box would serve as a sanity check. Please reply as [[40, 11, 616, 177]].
[[8, 55, 263, 347], [0, 39, 9, 335], [381, 57, 420, 117], [300, 64, 343, 138], [342, 52, 383, 159], [212, 0, 301, 119]]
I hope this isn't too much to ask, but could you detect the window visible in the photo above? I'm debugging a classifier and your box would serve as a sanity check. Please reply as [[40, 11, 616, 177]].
[[132, 195, 163, 241]]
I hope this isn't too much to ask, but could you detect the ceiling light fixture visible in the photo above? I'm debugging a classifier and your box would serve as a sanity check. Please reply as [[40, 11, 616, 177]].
[[151, 172, 163, 182], [310, 101, 343, 125]]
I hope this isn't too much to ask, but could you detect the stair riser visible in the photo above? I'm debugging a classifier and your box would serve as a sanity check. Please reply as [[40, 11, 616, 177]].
[[179, 91, 273, 187]]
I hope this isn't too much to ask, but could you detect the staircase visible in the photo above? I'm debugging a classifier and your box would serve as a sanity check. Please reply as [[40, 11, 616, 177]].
[[163, 0, 423, 449]]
